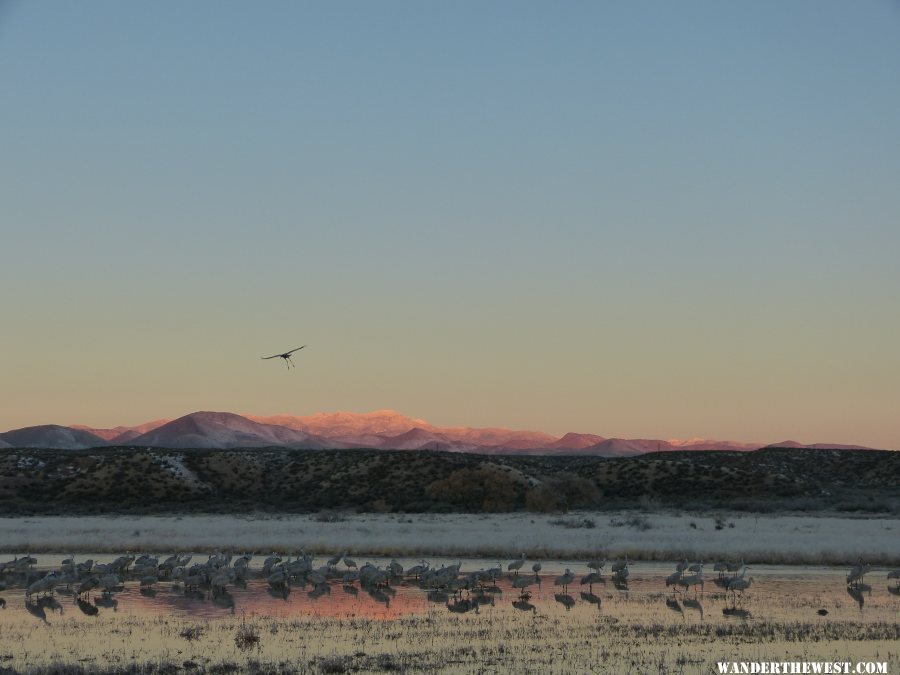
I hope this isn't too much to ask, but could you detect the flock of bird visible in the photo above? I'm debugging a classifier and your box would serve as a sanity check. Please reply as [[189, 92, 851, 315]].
[[1, 551, 898, 619]]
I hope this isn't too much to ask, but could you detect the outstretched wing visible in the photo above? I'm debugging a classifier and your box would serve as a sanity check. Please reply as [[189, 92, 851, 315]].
[[261, 354, 282, 360], [285, 346, 306, 355]]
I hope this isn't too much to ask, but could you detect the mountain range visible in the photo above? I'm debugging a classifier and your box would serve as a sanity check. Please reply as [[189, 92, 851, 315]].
[[0, 409, 882, 455]]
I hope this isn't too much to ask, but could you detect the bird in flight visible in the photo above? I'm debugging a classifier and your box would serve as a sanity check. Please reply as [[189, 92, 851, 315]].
[[261, 345, 306, 369]]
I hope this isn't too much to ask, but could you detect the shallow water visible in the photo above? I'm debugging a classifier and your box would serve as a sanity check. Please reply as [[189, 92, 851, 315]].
[[1, 554, 897, 625]]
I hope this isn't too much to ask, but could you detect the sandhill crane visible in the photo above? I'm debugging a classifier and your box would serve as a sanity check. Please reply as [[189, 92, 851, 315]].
[[100, 574, 120, 594], [725, 559, 744, 576], [728, 576, 753, 600], [846, 560, 871, 588], [678, 570, 704, 596], [261, 346, 305, 369], [407, 562, 429, 579], [512, 573, 539, 599], [888, 569, 900, 586], [507, 553, 525, 576], [268, 569, 288, 588], [327, 552, 345, 568], [77, 576, 99, 597], [587, 558, 605, 572], [665, 569, 683, 592], [555, 569, 575, 593], [713, 560, 728, 578], [531, 561, 542, 575], [611, 555, 628, 573], [263, 553, 282, 575], [581, 571, 602, 592], [343, 556, 358, 570], [688, 561, 703, 574]]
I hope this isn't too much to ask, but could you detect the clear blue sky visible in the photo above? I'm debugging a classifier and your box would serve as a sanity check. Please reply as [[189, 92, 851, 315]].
[[2, 1, 899, 447]]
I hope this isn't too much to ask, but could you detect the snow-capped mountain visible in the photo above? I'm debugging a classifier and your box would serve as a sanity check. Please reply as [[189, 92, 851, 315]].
[[127, 412, 331, 450], [0, 410, 881, 454]]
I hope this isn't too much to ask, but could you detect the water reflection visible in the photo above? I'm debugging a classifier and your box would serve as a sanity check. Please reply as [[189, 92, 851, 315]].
[[682, 597, 704, 621], [665, 597, 684, 618], [554, 593, 576, 611], [846, 584, 869, 610], [722, 606, 752, 620], [1, 555, 898, 631], [512, 599, 536, 613]]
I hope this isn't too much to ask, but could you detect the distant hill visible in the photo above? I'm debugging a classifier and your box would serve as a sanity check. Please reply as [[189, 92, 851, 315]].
[[0, 425, 107, 450], [128, 412, 330, 450], [72, 419, 169, 443], [765, 440, 875, 450], [549, 433, 606, 450]]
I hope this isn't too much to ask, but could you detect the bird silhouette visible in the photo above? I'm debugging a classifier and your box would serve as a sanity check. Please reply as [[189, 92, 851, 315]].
[[261, 346, 306, 369]]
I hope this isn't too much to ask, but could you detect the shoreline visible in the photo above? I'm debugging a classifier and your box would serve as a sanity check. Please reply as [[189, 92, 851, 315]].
[[1, 511, 898, 564]]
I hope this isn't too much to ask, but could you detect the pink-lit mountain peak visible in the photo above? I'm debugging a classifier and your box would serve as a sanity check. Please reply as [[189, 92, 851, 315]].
[[3, 409, 883, 453], [247, 409, 432, 437]]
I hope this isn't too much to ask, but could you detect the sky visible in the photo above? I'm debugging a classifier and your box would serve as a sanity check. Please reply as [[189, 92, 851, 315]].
[[1, 1, 899, 448]]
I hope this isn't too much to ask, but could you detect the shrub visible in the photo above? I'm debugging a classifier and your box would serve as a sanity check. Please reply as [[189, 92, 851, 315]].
[[426, 467, 518, 511], [549, 517, 596, 529], [234, 624, 260, 652]]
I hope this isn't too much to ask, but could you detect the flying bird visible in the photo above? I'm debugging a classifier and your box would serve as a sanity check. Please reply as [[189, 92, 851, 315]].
[[261, 346, 306, 369]]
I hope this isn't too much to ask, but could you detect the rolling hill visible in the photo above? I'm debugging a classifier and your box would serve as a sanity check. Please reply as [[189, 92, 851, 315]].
[[0, 410, 883, 454]]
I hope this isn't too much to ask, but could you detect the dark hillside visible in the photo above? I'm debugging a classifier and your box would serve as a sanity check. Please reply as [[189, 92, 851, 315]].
[[0, 447, 897, 515]]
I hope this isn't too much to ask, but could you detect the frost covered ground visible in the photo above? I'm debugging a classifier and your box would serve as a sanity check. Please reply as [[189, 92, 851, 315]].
[[1, 511, 897, 564]]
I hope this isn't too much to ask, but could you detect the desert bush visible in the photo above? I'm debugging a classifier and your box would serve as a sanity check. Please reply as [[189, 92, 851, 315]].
[[313, 511, 347, 523], [610, 514, 652, 531], [426, 467, 518, 511], [318, 655, 352, 673], [549, 517, 596, 529], [179, 625, 204, 641], [526, 473, 600, 513], [234, 623, 260, 652]]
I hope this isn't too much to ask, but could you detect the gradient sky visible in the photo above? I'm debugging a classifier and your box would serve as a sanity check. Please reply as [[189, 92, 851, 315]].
[[2, 1, 899, 447]]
